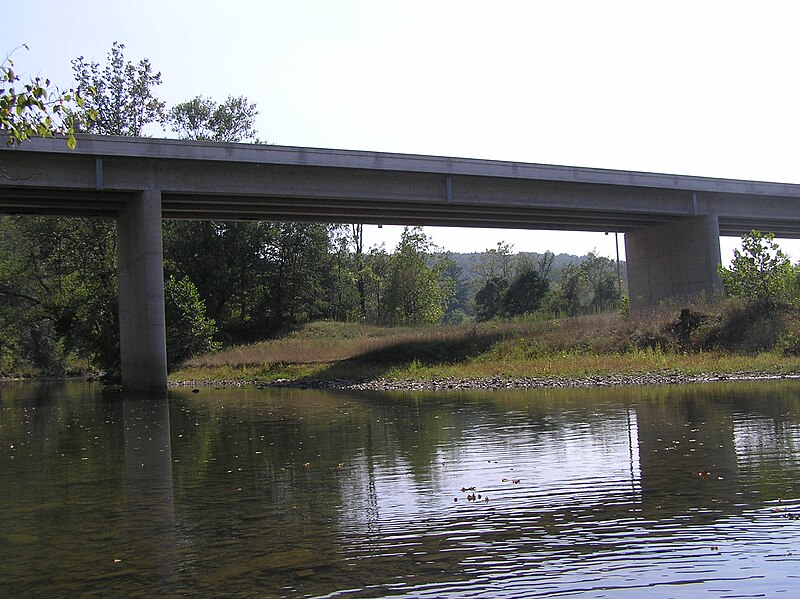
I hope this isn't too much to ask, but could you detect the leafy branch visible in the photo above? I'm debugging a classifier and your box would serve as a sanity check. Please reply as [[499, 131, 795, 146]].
[[1, 45, 95, 148]]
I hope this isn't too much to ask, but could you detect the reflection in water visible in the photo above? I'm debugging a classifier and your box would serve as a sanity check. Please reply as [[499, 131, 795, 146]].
[[121, 396, 177, 593], [0, 384, 179, 597], [1, 379, 800, 596]]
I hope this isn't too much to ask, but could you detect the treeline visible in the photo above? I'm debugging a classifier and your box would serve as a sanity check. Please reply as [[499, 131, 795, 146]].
[[0, 42, 624, 377], [0, 213, 624, 377]]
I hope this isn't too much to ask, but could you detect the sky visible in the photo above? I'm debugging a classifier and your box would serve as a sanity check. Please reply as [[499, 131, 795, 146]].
[[6, 0, 800, 263]]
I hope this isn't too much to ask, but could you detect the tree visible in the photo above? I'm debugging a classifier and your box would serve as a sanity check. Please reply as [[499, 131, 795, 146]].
[[240, 222, 334, 334], [474, 276, 508, 321], [169, 95, 258, 142], [351, 224, 367, 319], [362, 245, 391, 323], [164, 220, 270, 340], [470, 241, 516, 284], [439, 253, 471, 322], [581, 251, 620, 312], [1, 45, 86, 148], [0, 215, 119, 374], [163, 92, 272, 340], [498, 268, 550, 317], [164, 275, 219, 369], [72, 41, 165, 136], [718, 230, 795, 306], [384, 227, 454, 325], [555, 261, 587, 316]]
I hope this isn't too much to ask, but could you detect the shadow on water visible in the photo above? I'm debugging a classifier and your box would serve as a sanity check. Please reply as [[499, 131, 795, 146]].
[[2, 378, 800, 596]]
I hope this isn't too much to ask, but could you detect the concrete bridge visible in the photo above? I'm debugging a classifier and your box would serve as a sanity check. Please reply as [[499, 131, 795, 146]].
[[2, 135, 800, 394]]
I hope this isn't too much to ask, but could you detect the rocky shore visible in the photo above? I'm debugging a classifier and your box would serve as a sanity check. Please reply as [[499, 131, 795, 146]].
[[170, 371, 800, 392]]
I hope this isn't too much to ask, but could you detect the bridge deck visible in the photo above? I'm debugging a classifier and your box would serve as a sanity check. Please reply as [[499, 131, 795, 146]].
[[2, 135, 800, 237]]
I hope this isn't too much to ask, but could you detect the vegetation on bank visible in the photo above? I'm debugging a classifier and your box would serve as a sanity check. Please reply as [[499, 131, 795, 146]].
[[170, 303, 800, 385], [172, 231, 800, 385]]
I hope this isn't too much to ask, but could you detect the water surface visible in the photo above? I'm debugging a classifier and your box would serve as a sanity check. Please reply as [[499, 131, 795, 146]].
[[2, 379, 800, 597]]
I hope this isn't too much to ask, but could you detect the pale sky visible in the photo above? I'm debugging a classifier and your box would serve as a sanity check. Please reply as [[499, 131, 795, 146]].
[[7, 1, 800, 263]]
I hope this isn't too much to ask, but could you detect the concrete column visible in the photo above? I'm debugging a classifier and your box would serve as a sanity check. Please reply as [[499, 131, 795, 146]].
[[625, 215, 722, 311], [117, 190, 168, 396]]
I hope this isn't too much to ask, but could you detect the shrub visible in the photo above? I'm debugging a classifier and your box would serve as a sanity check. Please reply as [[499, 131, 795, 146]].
[[164, 275, 220, 370]]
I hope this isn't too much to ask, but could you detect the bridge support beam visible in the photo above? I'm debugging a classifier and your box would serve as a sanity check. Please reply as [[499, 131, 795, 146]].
[[625, 215, 723, 311], [117, 190, 168, 396]]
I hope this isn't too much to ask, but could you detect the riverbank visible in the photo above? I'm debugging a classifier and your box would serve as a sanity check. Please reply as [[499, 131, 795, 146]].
[[169, 369, 800, 391], [171, 314, 800, 391]]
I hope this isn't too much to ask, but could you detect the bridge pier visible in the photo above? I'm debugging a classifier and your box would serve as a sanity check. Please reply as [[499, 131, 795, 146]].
[[625, 215, 723, 311], [116, 190, 168, 396]]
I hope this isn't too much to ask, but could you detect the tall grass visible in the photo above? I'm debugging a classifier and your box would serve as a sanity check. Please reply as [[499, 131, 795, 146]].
[[173, 299, 800, 383]]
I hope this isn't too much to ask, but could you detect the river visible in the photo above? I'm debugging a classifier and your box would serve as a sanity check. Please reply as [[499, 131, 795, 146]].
[[1, 379, 799, 597]]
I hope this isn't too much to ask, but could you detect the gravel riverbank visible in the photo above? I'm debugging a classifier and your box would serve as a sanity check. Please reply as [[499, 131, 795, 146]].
[[170, 371, 800, 392]]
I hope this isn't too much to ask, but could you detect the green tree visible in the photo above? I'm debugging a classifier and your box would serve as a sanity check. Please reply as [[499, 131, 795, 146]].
[[547, 252, 620, 316], [0, 216, 118, 373], [169, 95, 258, 142], [498, 268, 550, 317], [439, 253, 471, 322], [163, 93, 272, 340], [263, 222, 335, 329], [71, 41, 165, 136], [384, 227, 454, 325], [164, 220, 273, 342], [718, 230, 795, 306], [164, 275, 219, 369], [555, 261, 587, 316], [474, 276, 508, 321], [1, 43, 169, 378], [470, 241, 516, 284], [362, 245, 391, 323], [1, 45, 86, 147], [581, 251, 620, 312]]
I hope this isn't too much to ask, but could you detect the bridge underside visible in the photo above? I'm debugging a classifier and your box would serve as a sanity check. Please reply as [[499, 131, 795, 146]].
[[4, 135, 800, 394], [3, 188, 800, 239]]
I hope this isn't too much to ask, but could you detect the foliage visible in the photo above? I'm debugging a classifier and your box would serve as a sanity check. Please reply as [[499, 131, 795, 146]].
[[0, 216, 118, 375], [169, 95, 258, 142], [618, 295, 630, 319], [163, 90, 271, 340], [474, 276, 509, 321], [438, 252, 471, 321], [71, 41, 165, 136], [498, 267, 550, 317], [1, 45, 88, 148], [549, 252, 620, 316], [470, 241, 516, 284], [384, 227, 455, 325], [581, 252, 620, 312], [164, 275, 220, 369], [362, 245, 391, 323], [718, 230, 795, 307]]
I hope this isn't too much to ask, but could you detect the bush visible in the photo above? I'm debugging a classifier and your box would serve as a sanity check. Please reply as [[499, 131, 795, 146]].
[[718, 231, 796, 307], [691, 297, 786, 353], [164, 275, 220, 370]]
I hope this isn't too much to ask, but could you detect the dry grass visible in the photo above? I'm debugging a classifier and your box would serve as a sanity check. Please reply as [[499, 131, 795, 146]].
[[172, 301, 800, 384], [181, 320, 508, 368]]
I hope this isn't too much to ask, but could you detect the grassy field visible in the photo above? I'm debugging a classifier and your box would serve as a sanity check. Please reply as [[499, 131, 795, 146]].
[[171, 305, 800, 384]]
